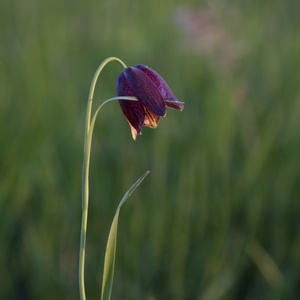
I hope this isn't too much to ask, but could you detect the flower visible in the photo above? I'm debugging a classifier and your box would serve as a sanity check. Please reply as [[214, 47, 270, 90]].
[[116, 64, 184, 140]]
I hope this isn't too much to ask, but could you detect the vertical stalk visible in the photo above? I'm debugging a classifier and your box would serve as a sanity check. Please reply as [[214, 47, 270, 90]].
[[79, 57, 127, 300]]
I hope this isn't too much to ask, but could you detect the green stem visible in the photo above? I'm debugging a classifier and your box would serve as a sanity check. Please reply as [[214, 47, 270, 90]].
[[79, 57, 127, 300]]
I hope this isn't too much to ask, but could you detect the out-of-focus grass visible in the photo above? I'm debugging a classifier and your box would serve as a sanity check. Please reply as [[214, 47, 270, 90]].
[[1, 0, 300, 299]]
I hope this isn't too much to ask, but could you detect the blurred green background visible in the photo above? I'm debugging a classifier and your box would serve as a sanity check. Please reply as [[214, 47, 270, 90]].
[[1, 0, 300, 299]]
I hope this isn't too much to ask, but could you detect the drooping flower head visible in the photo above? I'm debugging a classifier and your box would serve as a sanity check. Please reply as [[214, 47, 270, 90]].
[[116, 64, 184, 140]]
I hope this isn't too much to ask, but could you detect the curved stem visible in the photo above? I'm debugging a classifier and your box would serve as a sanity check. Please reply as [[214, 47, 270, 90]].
[[79, 57, 127, 300], [83, 57, 127, 154]]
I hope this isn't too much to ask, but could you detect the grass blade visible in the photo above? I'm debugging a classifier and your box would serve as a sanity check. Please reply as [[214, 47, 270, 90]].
[[101, 170, 150, 300]]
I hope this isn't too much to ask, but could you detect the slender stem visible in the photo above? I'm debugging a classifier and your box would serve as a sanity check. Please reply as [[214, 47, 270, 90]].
[[79, 57, 127, 300]]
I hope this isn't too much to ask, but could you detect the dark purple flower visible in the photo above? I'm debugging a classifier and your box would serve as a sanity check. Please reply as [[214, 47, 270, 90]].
[[116, 64, 184, 140]]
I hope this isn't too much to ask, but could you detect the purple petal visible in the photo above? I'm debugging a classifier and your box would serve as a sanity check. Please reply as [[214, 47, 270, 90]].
[[119, 100, 145, 140], [124, 67, 166, 116], [135, 64, 184, 111], [116, 72, 145, 139]]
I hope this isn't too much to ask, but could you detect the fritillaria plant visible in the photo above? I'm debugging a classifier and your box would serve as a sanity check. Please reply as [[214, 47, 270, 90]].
[[116, 64, 184, 139], [79, 57, 183, 300]]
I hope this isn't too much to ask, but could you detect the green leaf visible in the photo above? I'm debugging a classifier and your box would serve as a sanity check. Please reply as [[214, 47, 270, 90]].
[[100, 170, 150, 300]]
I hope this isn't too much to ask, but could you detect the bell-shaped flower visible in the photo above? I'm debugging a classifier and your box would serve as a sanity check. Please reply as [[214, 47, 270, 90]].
[[116, 64, 184, 140]]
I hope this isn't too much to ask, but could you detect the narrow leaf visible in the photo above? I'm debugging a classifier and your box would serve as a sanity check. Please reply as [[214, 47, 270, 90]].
[[101, 170, 150, 300]]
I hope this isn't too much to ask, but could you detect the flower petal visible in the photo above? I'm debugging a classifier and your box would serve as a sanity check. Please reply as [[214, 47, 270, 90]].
[[143, 108, 161, 129], [116, 72, 145, 139], [124, 67, 166, 116], [135, 64, 184, 111], [119, 100, 145, 140], [128, 119, 138, 140]]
